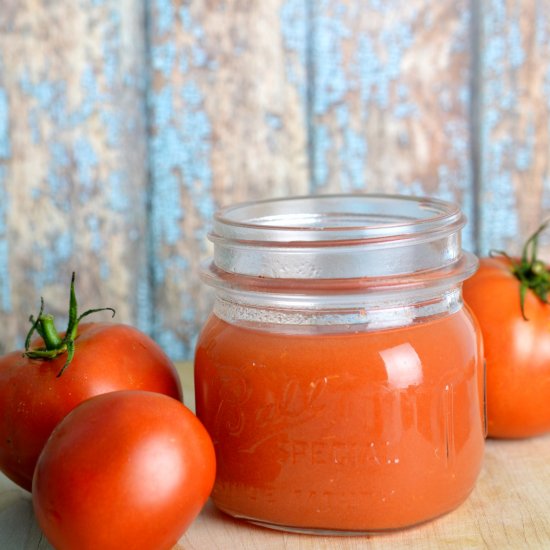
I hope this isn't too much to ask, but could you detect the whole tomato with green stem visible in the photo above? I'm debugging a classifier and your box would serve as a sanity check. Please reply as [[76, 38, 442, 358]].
[[463, 222, 550, 438], [32, 390, 215, 550], [0, 273, 182, 490]]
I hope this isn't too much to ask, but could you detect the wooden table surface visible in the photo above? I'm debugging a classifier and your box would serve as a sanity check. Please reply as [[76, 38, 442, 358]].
[[1, 363, 550, 550]]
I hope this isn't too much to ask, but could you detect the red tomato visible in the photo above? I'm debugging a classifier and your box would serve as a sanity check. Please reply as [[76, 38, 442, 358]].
[[0, 322, 182, 490], [463, 254, 550, 438], [32, 390, 215, 550]]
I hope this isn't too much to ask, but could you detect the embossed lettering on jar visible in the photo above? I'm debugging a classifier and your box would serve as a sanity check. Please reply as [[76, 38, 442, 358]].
[[194, 195, 485, 534]]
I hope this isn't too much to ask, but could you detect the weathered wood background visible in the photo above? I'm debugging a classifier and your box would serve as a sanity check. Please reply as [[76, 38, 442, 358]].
[[0, 0, 548, 360]]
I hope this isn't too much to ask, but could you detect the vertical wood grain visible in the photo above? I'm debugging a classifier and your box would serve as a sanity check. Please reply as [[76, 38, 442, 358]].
[[0, 55, 11, 355], [479, 0, 550, 255], [0, 0, 150, 353], [309, 0, 476, 249], [147, 0, 309, 359], [2, 1, 550, 360]]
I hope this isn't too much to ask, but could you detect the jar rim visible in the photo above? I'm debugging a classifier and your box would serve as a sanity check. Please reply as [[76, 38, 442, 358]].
[[207, 194, 475, 281], [212, 194, 464, 244], [204, 194, 477, 326]]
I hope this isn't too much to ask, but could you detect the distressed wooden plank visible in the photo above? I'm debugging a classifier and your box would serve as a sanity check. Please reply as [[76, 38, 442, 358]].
[[479, 0, 550, 256], [0, 0, 150, 354], [4, 0, 548, 362], [309, 0, 476, 249], [0, 59, 11, 356], [147, 0, 309, 360]]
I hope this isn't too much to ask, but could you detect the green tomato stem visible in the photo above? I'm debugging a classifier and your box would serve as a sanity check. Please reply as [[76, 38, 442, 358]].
[[24, 272, 115, 376], [493, 220, 550, 321], [38, 315, 64, 350]]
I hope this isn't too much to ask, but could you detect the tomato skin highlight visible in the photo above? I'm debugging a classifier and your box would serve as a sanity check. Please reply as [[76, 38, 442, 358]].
[[463, 256, 550, 438], [0, 323, 182, 491], [32, 390, 216, 550]]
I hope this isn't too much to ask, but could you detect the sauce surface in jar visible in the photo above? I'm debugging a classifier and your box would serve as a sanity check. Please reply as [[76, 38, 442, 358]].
[[195, 309, 484, 533]]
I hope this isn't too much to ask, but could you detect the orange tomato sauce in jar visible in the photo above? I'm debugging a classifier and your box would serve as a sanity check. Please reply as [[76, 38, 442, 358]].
[[194, 195, 485, 534]]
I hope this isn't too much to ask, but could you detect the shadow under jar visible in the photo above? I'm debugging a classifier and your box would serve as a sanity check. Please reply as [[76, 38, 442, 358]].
[[194, 194, 485, 535]]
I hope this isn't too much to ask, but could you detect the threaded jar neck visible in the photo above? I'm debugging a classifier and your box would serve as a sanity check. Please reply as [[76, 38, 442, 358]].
[[202, 194, 478, 331]]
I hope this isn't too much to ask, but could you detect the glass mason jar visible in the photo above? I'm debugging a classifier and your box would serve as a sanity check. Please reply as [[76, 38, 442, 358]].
[[194, 194, 485, 534]]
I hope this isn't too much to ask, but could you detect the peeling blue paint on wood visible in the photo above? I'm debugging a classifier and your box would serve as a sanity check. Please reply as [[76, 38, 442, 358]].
[[310, 0, 472, 206], [280, 0, 309, 192], [1, 1, 550, 360], [438, 85, 476, 251], [150, 128, 185, 250], [0, 88, 9, 160], [313, 124, 331, 188], [310, 1, 351, 189], [31, 228, 74, 292], [515, 123, 534, 172], [153, 42, 177, 77], [180, 81, 214, 225], [28, 108, 41, 145], [108, 172, 131, 213], [179, 6, 193, 31], [148, 75, 213, 249], [154, 0, 175, 36], [0, 166, 11, 314], [396, 180, 425, 198], [280, 0, 308, 100], [154, 319, 187, 362], [147, 2, 215, 357], [74, 137, 99, 191], [479, 0, 522, 253], [335, 104, 367, 191], [0, 1, 152, 353], [355, 22, 414, 112], [0, 79, 12, 314], [101, 8, 122, 84], [311, 5, 349, 116]]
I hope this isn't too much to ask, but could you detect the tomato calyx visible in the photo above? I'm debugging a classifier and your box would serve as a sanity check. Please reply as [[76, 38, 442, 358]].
[[24, 272, 116, 377], [491, 220, 550, 321]]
